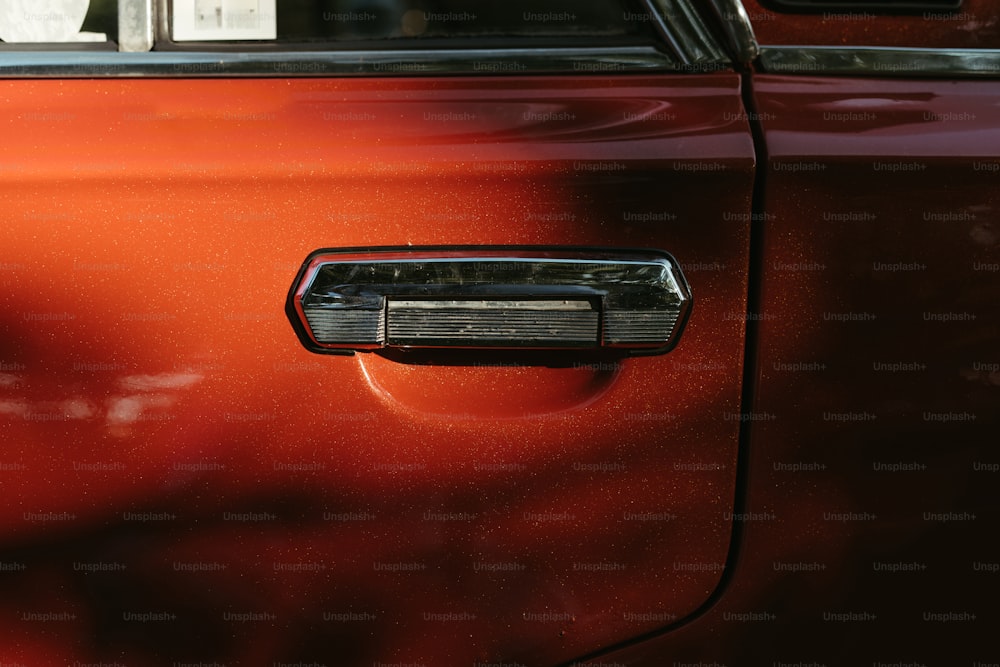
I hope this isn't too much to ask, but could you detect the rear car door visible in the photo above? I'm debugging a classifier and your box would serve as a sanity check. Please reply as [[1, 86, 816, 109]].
[[595, 1, 1000, 665], [0, 1, 756, 664]]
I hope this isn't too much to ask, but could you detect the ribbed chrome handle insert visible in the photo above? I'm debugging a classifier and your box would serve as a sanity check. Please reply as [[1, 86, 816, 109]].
[[287, 247, 691, 356], [386, 299, 599, 347]]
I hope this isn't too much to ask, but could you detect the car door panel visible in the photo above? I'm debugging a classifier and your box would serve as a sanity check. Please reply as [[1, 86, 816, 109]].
[[0, 74, 754, 665]]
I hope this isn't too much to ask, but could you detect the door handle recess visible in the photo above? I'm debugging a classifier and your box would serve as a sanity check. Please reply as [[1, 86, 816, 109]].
[[286, 247, 691, 356]]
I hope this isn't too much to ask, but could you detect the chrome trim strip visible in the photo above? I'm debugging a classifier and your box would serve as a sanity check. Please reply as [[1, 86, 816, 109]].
[[0, 46, 685, 78], [674, 0, 729, 63], [118, 0, 155, 52], [654, 0, 731, 65], [639, 0, 691, 64], [759, 46, 1000, 78], [650, 0, 730, 66], [705, 0, 760, 65]]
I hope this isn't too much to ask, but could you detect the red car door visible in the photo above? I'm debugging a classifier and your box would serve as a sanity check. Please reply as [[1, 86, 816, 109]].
[[0, 2, 755, 664]]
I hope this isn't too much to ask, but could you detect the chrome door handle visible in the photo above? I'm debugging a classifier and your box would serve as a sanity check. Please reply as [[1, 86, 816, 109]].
[[286, 247, 691, 356]]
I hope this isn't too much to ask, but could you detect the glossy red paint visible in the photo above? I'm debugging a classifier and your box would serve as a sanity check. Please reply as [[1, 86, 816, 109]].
[[588, 75, 1000, 665], [744, 0, 1000, 49], [0, 75, 754, 664]]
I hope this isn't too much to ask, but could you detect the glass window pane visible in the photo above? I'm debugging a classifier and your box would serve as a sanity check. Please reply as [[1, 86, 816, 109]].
[[0, 0, 117, 44]]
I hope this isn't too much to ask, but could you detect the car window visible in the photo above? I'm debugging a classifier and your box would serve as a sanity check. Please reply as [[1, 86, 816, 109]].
[[0, 1, 661, 51], [276, 1, 647, 41], [0, 0, 729, 75], [0, 0, 118, 45], [163, 0, 656, 45]]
